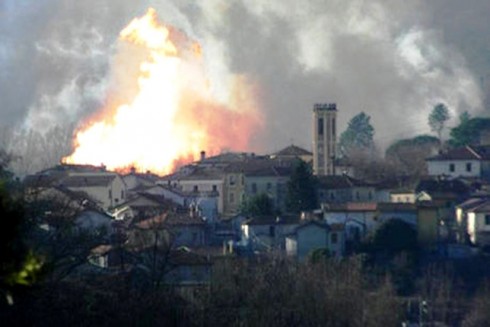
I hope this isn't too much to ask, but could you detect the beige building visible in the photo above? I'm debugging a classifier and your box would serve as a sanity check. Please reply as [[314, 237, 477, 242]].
[[23, 165, 127, 211], [162, 153, 295, 219], [61, 173, 127, 210], [390, 189, 417, 203], [313, 103, 337, 176], [224, 158, 293, 216]]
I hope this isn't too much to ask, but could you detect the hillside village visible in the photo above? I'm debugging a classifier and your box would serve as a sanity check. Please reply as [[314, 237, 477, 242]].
[[5, 103, 490, 325], [22, 104, 490, 264]]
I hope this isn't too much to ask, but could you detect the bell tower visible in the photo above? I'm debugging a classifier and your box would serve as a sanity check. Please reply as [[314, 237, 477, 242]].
[[313, 103, 337, 175]]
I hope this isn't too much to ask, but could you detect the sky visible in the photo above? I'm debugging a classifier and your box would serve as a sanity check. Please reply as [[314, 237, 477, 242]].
[[1, 0, 490, 156]]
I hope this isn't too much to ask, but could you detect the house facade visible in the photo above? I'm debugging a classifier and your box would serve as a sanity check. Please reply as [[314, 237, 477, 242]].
[[241, 215, 300, 251], [321, 202, 378, 238], [243, 166, 291, 214], [426, 145, 490, 179], [456, 198, 490, 247], [285, 221, 345, 261], [317, 175, 376, 204], [417, 202, 441, 248], [163, 167, 225, 215], [390, 189, 417, 203], [61, 172, 127, 210]]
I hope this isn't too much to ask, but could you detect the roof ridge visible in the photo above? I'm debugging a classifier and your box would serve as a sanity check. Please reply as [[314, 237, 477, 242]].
[[470, 198, 490, 211], [466, 145, 482, 160]]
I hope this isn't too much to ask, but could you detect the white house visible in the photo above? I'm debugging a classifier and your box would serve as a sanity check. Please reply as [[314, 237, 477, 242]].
[[162, 167, 225, 214], [426, 145, 490, 178], [456, 197, 490, 247]]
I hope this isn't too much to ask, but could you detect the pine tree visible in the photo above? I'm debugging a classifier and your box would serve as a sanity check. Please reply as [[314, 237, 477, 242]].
[[285, 160, 318, 213]]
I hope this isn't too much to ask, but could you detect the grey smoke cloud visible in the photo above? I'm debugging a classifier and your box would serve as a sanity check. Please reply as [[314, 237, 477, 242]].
[[1, 0, 488, 170]]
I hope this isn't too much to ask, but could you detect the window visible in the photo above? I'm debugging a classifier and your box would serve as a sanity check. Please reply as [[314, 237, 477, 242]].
[[485, 215, 490, 225], [108, 189, 112, 199], [193, 185, 198, 192], [368, 191, 372, 200], [252, 183, 257, 194], [229, 175, 236, 186], [332, 117, 336, 137], [267, 182, 272, 191], [466, 162, 472, 172], [449, 163, 455, 172], [212, 185, 217, 192], [331, 232, 338, 244], [356, 191, 360, 200], [121, 190, 125, 199], [318, 118, 324, 135], [230, 192, 235, 203], [269, 225, 275, 237]]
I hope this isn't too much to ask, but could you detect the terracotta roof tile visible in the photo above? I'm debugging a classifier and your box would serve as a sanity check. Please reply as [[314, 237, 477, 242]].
[[322, 202, 378, 212]]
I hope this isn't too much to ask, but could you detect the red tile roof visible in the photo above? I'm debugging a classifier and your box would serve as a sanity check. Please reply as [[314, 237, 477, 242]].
[[322, 202, 378, 212]]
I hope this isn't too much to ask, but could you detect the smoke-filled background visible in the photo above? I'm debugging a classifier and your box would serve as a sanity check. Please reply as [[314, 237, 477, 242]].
[[1, 0, 489, 175]]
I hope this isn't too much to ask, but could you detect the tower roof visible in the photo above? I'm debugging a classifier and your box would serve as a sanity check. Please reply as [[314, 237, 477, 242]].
[[314, 103, 337, 111]]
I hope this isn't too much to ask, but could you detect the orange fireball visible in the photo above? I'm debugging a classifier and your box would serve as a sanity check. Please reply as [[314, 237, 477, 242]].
[[63, 8, 261, 175]]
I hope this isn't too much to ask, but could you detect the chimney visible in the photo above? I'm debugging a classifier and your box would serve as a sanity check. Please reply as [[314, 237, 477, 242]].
[[200, 151, 206, 161], [480, 130, 490, 146]]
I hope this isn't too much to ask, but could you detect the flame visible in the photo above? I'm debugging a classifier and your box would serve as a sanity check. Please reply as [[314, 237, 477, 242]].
[[63, 8, 261, 175]]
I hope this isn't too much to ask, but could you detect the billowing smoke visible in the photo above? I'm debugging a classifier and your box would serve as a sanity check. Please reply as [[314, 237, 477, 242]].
[[1, 0, 488, 174]]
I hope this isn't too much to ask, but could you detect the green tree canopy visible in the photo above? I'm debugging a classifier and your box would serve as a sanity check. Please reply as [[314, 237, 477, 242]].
[[285, 160, 318, 213], [370, 219, 417, 255], [428, 103, 450, 141], [339, 112, 375, 156], [449, 112, 490, 147], [386, 135, 440, 154], [0, 163, 42, 302], [385, 135, 440, 183], [239, 193, 274, 216]]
